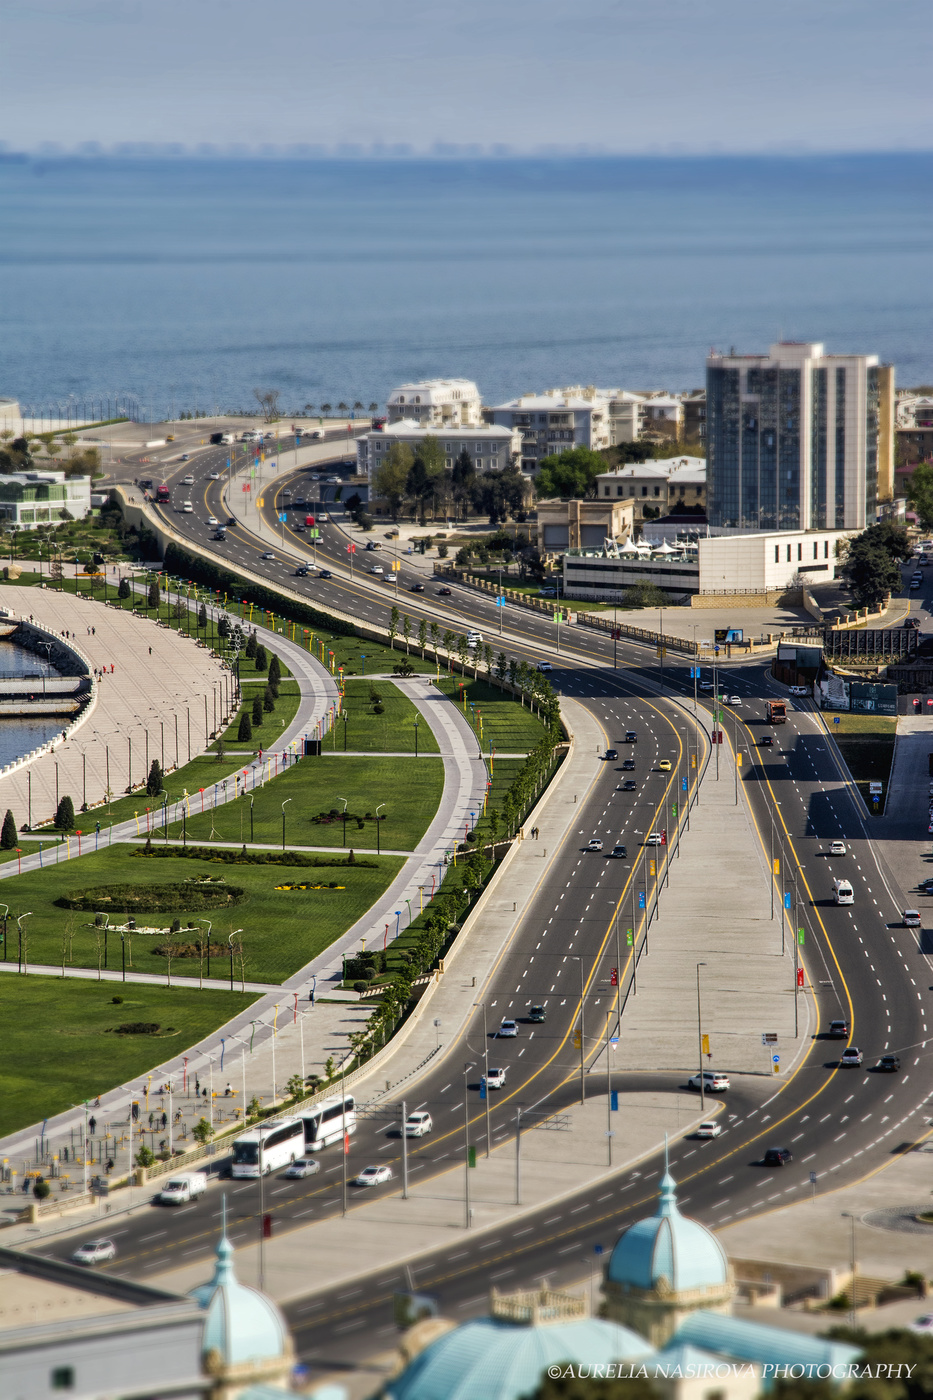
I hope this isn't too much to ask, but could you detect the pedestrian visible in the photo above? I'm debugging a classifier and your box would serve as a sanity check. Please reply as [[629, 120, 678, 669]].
[[160, 1111, 167, 1130], [195, 1076, 200, 1096], [149, 646, 152, 655], [148, 1111, 154, 1129], [89, 1115, 97, 1135], [92, 627, 95, 635], [131, 1102, 139, 1122], [203, 1088, 208, 1100], [105, 1158, 114, 1174]]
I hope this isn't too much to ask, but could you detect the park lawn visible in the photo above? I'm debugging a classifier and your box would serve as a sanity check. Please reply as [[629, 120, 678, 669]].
[[0, 975, 257, 1140], [436, 677, 549, 753], [828, 714, 897, 815], [0, 845, 405, 985], [166, 755, 442, 853], [27, 755, 248, 836], [333, 680, 439, 754], [310, 631, 436, 678], [209, 679, 301, 754]]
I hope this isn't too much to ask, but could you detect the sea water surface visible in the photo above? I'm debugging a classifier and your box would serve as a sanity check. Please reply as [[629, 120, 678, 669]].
[[0, 640, 61, 768], [0, 151, 931, 413]]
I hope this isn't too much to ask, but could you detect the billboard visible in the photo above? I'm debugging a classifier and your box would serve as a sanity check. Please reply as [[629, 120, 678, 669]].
[[849, 681, 897, 715]]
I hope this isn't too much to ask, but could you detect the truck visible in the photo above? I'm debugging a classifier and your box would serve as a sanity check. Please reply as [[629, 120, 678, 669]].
[[155, 483, 171, 504], [158, 1170, 208, 1205], [766, 700, 787, 724]]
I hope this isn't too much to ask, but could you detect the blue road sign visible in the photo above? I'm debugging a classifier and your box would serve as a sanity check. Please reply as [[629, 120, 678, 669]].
[[638, 891, 646, 909], [784, 893, 792, 910], [594, 1243, 604, 1255], [278, 513, 287, 522], [772, 1054, 780, 1064], [682, 777, 687, 791], [479, 1082, 486, 1100], [610, 1090, 618, 1111], [834, 716, 841, 725]]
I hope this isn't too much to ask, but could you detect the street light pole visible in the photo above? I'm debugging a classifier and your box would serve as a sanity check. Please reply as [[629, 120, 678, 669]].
[[696, 961, 707, 1113], [281, 798, 292, 851], [842, 1212, 858, 1328], [476, 1003, 491, 1157], [463, 1061, 474, 1229], [197, 918, 212, 980], [570, 955, 585, 1104], [376, 802, 384, 856]]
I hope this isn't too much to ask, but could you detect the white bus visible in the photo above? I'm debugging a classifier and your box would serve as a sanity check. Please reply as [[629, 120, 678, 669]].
[[230, 1116, 305, 1177], [301, 1094, 356, 1150]]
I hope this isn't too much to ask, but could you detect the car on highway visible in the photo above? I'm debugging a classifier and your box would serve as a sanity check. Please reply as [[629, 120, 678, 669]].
[[610, 844, 628, 859], [727, 695, 742, 706], [758, 736, 774, 746], [227, 517, 237, 527], [828, 841, 847, 856], [763, 1147, 793, 1167], [283, 1157, 320, 1179], [698, 680, 714, 692], [208, 471, 220, 480], [688, 1070, 730, 1092], [920, 555, 930, 566], [410, 583, 425, 592], [260, 551, 275, 561], [537, 661, 553, 672], [658, 759, 672, 772], [327, 475, 340, 482], [180, 453, 190, 461], [482, 1067, 506, 1089], [182, 474, 195, 485], [910, 578, 922, 590], [877, 1054, 901, 1072], [295, 566, 310, 576], [436, 587, 452, 596], [72, 1239, 116, 1266], [206, 515, 219, 527], [365, 540, 380, 550], [789, 685, 809, 696], [828, 1019, 850, 1038], [213, 530, 226, 541], [353, 1165, 393, 1188], [625, 731, 637, 743], [695, 1121, 721, 1139], [903, 909, 922, 927], [497, 1019, 518, 1037], [621, 779, 637, 791], [622, 757, 635, 770], [404, 1111, 433, 1137], [586, 838, 604, 852], [181, 501, 194, 513], [369, 565, 384, 575], [840, 1047, 863, 1067], [528, 1005, 547, 1023], [645, 832, 662, 846], [319, 569, 333, 579], [605, 748, 618, 761]]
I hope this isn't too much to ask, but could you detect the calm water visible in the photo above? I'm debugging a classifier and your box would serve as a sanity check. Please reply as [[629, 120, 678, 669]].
[[0, 153, 931, 414], [0, 640, 61, 767]]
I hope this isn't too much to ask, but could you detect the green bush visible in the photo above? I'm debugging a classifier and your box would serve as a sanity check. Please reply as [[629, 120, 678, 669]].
[[55, 795, 76, 831], [131, 844, 379, 868], [254, 644, 268, 672], [33, 1178, 51, 1200], [55, 881, 246, 913], [0, 808, 17, 849], [238, 711, 253, 742]]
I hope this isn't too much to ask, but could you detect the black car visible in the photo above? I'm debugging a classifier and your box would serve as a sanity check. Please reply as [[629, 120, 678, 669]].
[[227, 517, 237, 527], [877, 1054, 901, 1072], [410, 583, 425, 592], [763, 1147, 792, 1167], [528, 1005, 546, 1023], [758, 736, 774, 747], [625, 731, 637, 743], [437, 587, 452, 596], [610, 844, 627, 858], [295, 566, 310, 576], [319, 569, 333, 579], [605, 749, 618, 761], [622, 757, 636, 770], [209, 432, 224, 445], [827, 1019, 850, 1038], [622, 779, 637, 791]]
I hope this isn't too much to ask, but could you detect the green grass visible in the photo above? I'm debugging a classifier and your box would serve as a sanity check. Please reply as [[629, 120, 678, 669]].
[[0, 845, 405, 984], [0, 975, 257, 1139], [828, 715, 897, 814], [436, 677, 550, 753], [310, 632, 437, 677], [209, 678, 301, 754], [166, 755, 443, 853], [333, 680, 439, 753]]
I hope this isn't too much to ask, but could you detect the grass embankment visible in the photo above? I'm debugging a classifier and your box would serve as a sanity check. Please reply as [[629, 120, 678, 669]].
[[436, 676, 550, 753], [332, 680, 440, 753], [0, 845, 405, 985], [828, 714, 897, 814], [165, 755, 442, 852], [0, 975, 257, 1140]]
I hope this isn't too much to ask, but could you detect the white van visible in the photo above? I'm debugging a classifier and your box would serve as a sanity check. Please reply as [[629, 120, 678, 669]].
[[832, 878, 854, 906], [158, 1171, 208, 1205]]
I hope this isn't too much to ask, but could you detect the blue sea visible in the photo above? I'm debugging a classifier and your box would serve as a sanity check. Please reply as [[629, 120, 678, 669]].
[[0, 152, 931, 416], [0, 640, 61, 767]]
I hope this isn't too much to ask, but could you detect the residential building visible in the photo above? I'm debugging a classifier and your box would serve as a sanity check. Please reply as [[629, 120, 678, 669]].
[[386, 379, 482, 427], [706, 342, 894, 532], [681, 389, 706, 444], [357, 420, 521, 479], [487, 387, 610, 470], [536, 497, 634, 555], [0, 472, 91, 529], [595, 457, 706, 522]]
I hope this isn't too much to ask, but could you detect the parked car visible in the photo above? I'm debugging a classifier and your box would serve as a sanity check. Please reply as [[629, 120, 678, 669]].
[[482, 1067, 506, 1089], [354, 1165, 393, 1187], [687, 1071, 730, 1091], [72, 1239, 116, 1266], [695, 1121, 722, 1139], [763, 1147, 793, 1167], [283, 1157, 320, 1179], [498, 1019, 518, 1037], [877, 1054, 901, 1072], [586, 838, 604, 852], [840, 1047, 863, 1066]]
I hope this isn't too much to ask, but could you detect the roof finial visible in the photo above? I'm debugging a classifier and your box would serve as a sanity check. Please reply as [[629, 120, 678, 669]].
[[664, 1132, 669, 1178]]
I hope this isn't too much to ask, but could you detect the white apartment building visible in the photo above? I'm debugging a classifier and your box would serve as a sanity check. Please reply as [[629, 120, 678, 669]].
[[386, 378, 482, 427], [357, 420, 521, 479], [0, 471, 91, 528], [487, 386, 610, 470]]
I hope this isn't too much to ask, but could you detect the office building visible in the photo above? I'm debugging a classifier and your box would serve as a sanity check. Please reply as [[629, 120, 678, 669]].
[[386, 379, 482, 428], [706, 343, 893, 532], [0, 472, 91, 529]]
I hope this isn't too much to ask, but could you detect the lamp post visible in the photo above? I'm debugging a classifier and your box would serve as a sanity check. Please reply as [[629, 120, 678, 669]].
[[475, 1003, 491, 1158], [17, 912, 32, 974], [281, 798, 292, 851], [696, 962, 708, 1113], [376, 802, 385, 855], [197, 919, 212, 980], [338, 796, 348, 848], [228, 930, 242, 992], [569, 954, 585, 1104], [841, 1212, 858, 1328], [463, 1061, 474, 1229], [414, 718, 420, 757]]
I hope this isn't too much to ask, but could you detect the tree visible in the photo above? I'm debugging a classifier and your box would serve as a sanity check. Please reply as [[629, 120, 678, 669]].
[[287, 1072, 305, 1100], [254, 644, 268, 672], [451, 450, 476, 519], [238, 710, 253, 742], [0, 809, 17, 849], [320, 402, 332, 415], [192, 1117, 214, 1145], [55, 795, 76, 830], [245, 631, 258, 660], [147, 580, 160, 609], [254, 388, 281, 422], [535, 446, 607, 500], [374, 443, 414, 520], [198, 602, 207, 629], [909, 463, 933, 530], [840, 525, 907, 607], [615, 440, 656, 465], [268, 654, 282, 687], [472, 466, 526, 523], [389, 606, 400, 650], [117, 577, 131, 600], [252, 694, 263, 726], [528, 1373, 661, 1400], [135, 1144, 155, 1168], [263, 684, 275, 713], [368, 402, 379, 414], [146, 760, 164, 798]]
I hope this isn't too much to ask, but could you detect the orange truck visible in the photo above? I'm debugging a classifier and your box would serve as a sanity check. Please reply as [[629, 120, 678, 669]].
[[766, 700, 787, 724]]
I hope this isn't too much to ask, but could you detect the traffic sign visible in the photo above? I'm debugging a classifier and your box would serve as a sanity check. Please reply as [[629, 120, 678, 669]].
[[762, 1032, 778, 1045], [638, 892, 646, 909], [797, 968, 805, 987], [868, 781, 883, 795], [682, 777, 687, 791], [809, 1170, 817, 1184], [772, 1054, 780, 1064], [278, 512, 287, 522], [834, 716, 841, 726], [784, 893, 792, 910]]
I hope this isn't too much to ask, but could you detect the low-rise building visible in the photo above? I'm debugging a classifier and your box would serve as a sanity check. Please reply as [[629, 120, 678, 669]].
[[487, 387, 610, 470], [387, 378, 482, 427], [596, 458, 706, 522], [357, 420, 521, 479], [0, 472, 91, 529], [536, 496, 635, 554]]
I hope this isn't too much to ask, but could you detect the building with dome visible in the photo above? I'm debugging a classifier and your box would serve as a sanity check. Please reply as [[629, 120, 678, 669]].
[[603, 1165, 735, 1347]]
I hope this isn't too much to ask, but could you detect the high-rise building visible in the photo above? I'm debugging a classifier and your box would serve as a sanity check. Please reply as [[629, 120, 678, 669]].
[[706, 343, 893, 532]]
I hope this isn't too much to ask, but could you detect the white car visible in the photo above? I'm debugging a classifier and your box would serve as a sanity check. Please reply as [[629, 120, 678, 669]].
[[688, 1071, 730, 1092], [695, 1121, 722, 1139], [903, 909, 922, 928], [181, 501, 194, 513], [482, 1067, 506, 1089], [370, 565, 384, 575], [208, 471, 220, 480], [537, 661, 553, 673], [206, 516, 219, 527], [283, 1157, 320, 1179], [72, 1238, 116, 1266], [698, 680, 714, 692], [645, 833, 662, 846], [182, 474, 195, 485], [586, 838, 604, 852], [403, 1111, 433, 1138], [727, 695, 742, 706], [789, 685, 809, 697], [498, 1019, 518, 1037], [354, 1164, 393, 1187], [260, 551, 275, 561], [828, 841, 847, 856]]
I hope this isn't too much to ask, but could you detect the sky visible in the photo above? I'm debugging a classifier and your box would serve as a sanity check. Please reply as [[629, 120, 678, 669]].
[[2, 0, 931, 156]]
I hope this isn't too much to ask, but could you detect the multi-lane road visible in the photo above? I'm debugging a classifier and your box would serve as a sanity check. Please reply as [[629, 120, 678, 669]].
[[38, 429, 933, 1370]]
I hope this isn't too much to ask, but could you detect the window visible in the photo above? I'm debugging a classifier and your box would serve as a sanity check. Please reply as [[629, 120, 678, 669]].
[[654, 486, 661, 497], [617, 486, 624, 497], [813, 542, 818, 559], [398, 396, 405, 404], [798, 543, 802, 561], [775, 546, 780, 563], [445, 443, 452, 452], [641, 486, 648, 496], [51, 1368, 75, 1391], [824, 540, 829, 558]]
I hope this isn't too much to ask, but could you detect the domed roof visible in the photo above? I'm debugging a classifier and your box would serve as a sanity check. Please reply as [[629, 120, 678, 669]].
[[607, 1168, 730, 1294], [385, 1315, 651, 1400], [189, 1225, 289, 1368]]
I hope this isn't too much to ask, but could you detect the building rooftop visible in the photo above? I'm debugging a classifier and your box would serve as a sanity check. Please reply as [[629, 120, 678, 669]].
[[368, 420, 514, 438]]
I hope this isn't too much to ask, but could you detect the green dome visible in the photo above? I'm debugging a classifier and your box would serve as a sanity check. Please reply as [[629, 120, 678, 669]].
[[385, 1315, 651, 1400], [189, 1230, 289, 1369], [607, 1169, 730, 1294]]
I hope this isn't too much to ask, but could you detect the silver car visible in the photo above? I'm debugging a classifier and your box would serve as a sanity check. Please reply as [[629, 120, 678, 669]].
[[72, 1238, 116, 1266]]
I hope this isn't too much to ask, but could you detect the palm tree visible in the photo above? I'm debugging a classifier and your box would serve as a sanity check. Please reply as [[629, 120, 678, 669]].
[[303, 402, 315, 415], [320, 402, 332, 416], [337, 401, 349, 415], [353, 400, 364, 413], [368, 402, 379, 414]]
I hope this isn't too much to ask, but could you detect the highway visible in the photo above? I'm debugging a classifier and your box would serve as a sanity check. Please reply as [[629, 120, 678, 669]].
[[32, 428, 933, 1372]]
